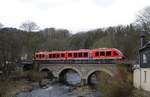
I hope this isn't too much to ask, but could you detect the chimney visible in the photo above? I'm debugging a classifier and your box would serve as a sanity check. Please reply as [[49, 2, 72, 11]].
[[140, 31, 146, 48]]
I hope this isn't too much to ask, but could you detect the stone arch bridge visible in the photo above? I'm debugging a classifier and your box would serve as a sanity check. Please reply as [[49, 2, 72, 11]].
[[38, 64, 117, 85]]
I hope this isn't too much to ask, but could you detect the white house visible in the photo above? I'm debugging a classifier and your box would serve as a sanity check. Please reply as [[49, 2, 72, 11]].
[[134, 34, 150, 91]]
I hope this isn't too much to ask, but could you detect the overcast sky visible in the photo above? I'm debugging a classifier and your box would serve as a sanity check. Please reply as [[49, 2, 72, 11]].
[[0, 0, 150, 33]]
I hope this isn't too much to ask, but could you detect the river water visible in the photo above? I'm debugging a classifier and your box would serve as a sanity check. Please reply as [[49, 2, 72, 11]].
[[15, 84, 100, 97], [15, 70, 101, 97]]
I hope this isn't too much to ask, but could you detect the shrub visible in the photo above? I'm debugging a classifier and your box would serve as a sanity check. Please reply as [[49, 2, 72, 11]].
[[27, 70, 46, 82], [96, 64, 133, 97], [0, 80, 11, 97]]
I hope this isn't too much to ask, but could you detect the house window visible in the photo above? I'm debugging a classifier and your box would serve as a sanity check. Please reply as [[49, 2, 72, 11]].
[[143, 54, 147, 63], [144, 71, 147, 83], [140, 50, 150, 68]]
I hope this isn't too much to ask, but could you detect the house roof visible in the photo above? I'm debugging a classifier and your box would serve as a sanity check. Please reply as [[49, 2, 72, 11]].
[[139, 41, 150, 52]]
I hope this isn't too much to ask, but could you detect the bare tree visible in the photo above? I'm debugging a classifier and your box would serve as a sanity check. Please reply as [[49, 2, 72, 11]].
[[136, 6, 150, 31], [20, 21, 39, 32]]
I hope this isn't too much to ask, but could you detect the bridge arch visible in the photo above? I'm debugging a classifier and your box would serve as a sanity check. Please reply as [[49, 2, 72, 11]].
[[57, 66, 82, 78], [86, 68, 114, 78], [86, 68, 114, 84], [40, 68, 54, 79], [57, 67, 82, 84], [40, 67, 51, 73]]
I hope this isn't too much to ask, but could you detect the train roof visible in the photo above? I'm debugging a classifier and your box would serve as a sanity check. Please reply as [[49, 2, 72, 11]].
[[92, 48, 119, 50], [67, 49, 90, 52], [35, 48, 122, 53], [35, 51, 49, 54]]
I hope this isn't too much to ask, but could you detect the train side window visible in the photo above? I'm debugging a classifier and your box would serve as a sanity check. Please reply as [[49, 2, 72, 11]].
[[74, 53, 77, 57], [53, 54, 56, 58], [84, 52, 88, 57], [95, 52, 99, 56], [61, 54, 65, 57], [42, 54, 45, 58], [39, 54, 41, 58], [79, 52, 82, 57], [49, 54, 52, 58], [36, 55, 39, 58], [100, 52, 105, 56], [57, 54, 59, 58], [106, 51, 111, 56], [68, 53, 72, 57], [114, 51, 118, 56]]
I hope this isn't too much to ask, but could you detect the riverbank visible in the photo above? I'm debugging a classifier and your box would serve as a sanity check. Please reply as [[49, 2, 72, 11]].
[[0, 80, 39, 97]]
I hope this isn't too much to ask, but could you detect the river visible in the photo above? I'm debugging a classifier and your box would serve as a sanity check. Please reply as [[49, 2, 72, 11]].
[[15, 70, 101, 97]]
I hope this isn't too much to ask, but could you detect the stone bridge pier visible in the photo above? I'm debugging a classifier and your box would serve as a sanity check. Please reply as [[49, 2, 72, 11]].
[[38, 64, 117, 85]]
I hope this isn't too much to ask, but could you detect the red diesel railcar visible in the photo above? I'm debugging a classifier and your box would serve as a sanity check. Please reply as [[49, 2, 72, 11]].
[[34, 48, 124, 64]]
